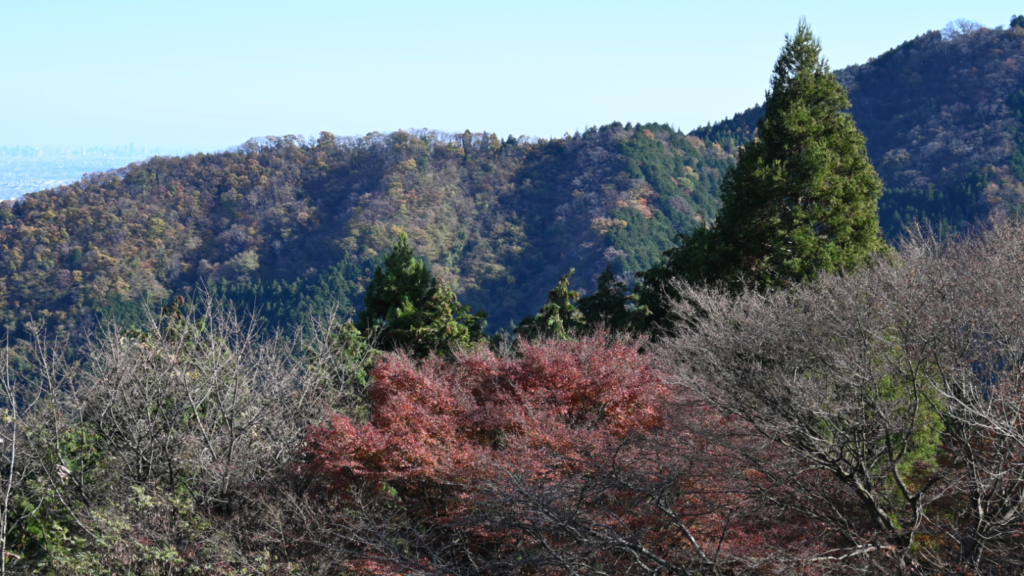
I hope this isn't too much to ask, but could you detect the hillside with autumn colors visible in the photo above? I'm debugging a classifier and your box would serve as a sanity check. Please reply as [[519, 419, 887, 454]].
[[8, 17, 1024, 576], [4, 22, 1024, 338], [0, 124, 730, 336]]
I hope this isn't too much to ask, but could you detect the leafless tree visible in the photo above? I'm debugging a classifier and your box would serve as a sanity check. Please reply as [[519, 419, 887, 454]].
[[462, 433, 761, 576], [7, 294, 377, 573], [0, 333, 55, 574], [656, 219, 1024, 573], [942, 18, 982, 40], [898, 222, 1024, 572]]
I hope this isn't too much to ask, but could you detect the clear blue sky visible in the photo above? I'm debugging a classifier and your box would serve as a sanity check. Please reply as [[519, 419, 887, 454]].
[[1, 1, 1018, 150]]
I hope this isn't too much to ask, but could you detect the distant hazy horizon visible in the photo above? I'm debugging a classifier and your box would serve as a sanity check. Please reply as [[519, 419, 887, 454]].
[[0, 145, 205, 200]]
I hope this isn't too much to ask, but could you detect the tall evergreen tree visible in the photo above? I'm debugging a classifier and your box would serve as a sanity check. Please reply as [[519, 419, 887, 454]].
[[643, 20, 887, 300], [515, 269, 586, 340], [357, 232, 485, 357], [577, 266, 633, 331]]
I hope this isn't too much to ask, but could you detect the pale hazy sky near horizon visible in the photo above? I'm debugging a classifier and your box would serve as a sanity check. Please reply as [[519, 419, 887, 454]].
[[0, 1, 1019, 151]]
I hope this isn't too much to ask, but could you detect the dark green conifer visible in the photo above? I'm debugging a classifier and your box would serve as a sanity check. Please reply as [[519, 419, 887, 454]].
[[577, 266, 633, 331], [715, 20, 887, 288], [634, 21, 888, 336], [515, 269, 586, 340], [650, 20, 887, 293], [357, 232, 485, 357]]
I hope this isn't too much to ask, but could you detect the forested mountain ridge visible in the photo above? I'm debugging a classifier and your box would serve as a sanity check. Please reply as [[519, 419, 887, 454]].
[[6, 22, 1024, 336], [0, 124, 729, 335]]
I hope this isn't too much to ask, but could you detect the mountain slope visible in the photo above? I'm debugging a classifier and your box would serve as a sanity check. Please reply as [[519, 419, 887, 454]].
[[0, 125, 730, 335]]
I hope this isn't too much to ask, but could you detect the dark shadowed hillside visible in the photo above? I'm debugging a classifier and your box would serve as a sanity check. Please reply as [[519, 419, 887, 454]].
[[841, 26, 1024, 234]]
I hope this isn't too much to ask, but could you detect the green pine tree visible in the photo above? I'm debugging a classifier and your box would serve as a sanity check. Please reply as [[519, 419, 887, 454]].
[[643, 20, 887, 302], [357, 231, 485, 357], [577, 265, 633, 331], [393, 280, 486, 357], [357, 232, 434, 332], [515, 269, 586, 340]]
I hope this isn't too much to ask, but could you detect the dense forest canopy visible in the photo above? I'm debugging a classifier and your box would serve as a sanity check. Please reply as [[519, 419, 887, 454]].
[[0, 124, 729, 337]]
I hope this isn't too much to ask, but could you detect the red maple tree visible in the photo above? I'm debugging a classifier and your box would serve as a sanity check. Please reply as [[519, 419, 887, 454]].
[[299, 334, 839, 574]]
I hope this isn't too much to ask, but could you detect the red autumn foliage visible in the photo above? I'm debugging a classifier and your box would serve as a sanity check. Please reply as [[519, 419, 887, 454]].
[[301, 334, 668, 493], [299, 334, 840, 574]]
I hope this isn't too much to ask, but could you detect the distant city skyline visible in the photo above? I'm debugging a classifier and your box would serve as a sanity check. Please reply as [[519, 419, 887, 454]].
[[0, 144, 204, 200], [0, 144, 202, 156], [0, 1, 1019, 151]]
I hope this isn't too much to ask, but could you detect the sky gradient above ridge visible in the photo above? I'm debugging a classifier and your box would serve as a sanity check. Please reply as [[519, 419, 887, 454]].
[[0, 0, 1018, 150]]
